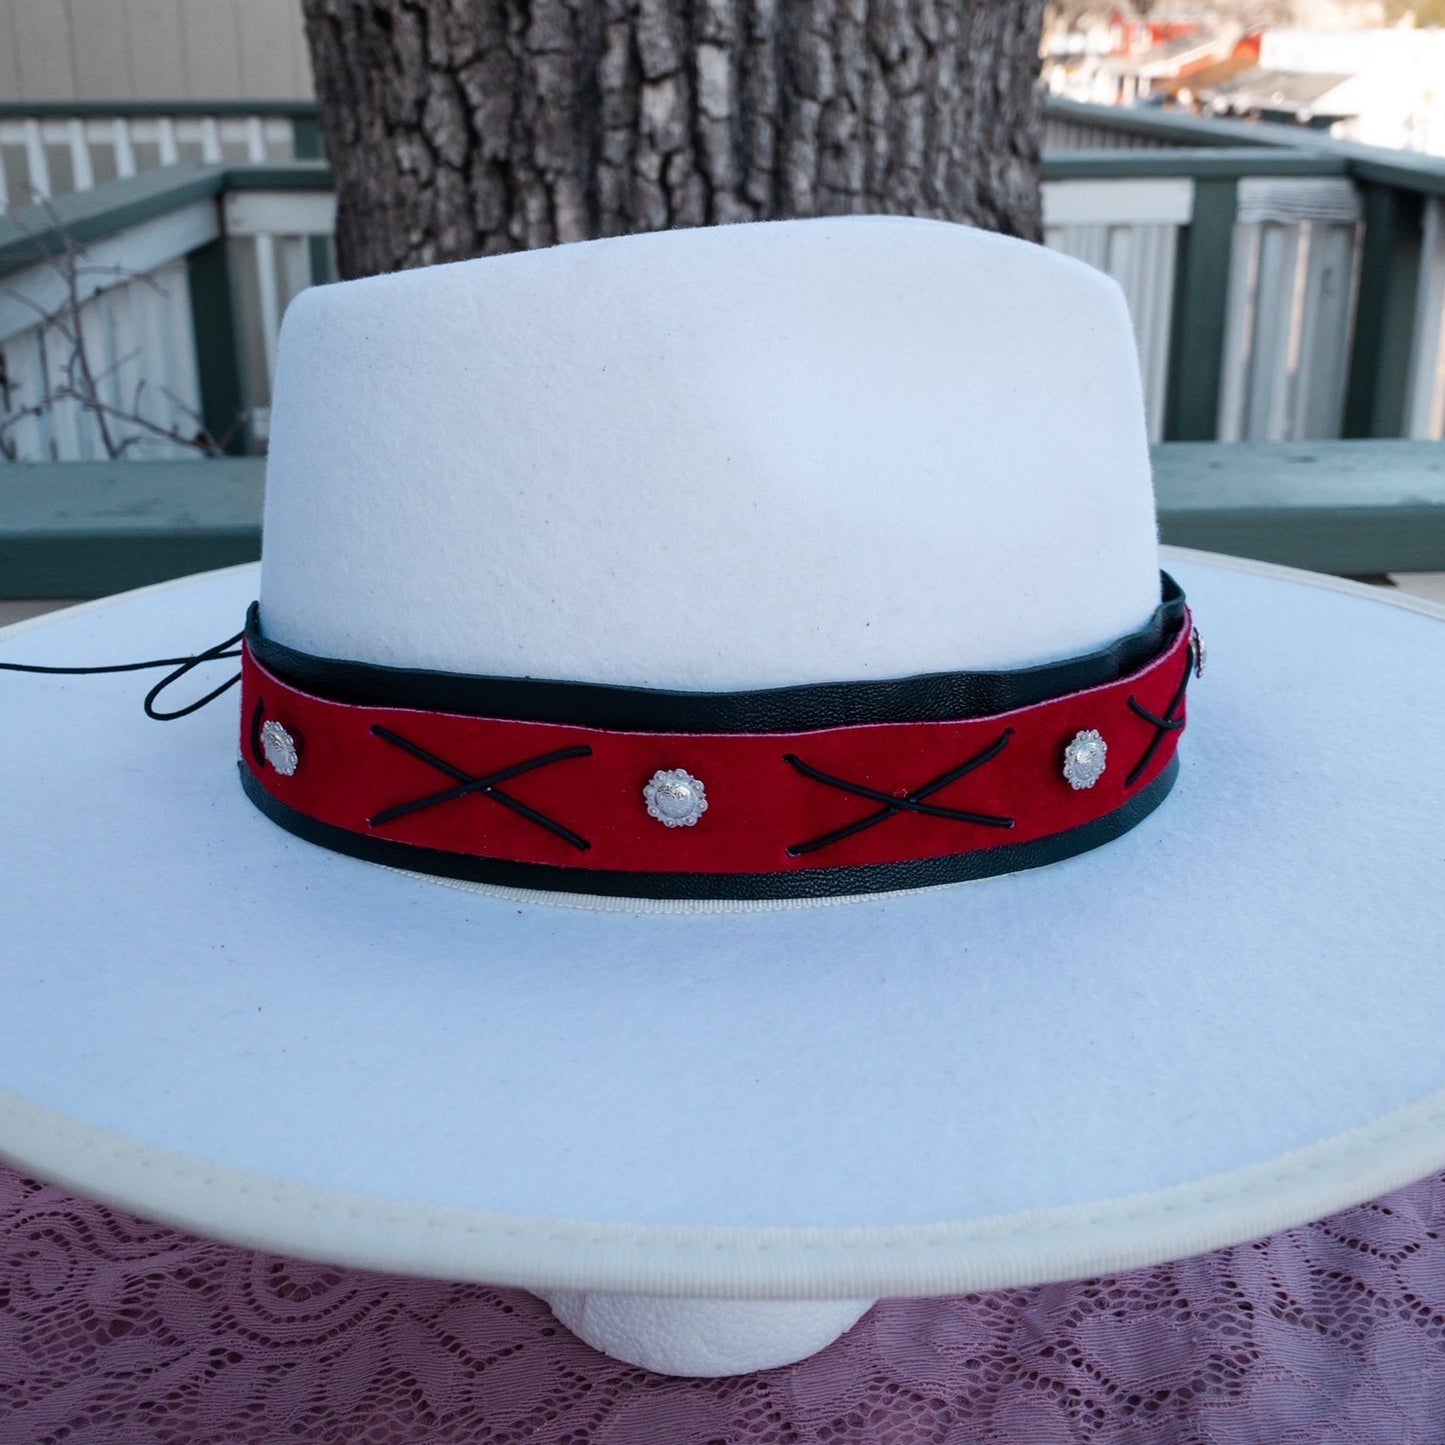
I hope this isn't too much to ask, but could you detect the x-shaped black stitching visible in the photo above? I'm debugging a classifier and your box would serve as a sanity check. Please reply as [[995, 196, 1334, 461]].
[[368, 725, 593, 851], [1124, 640, 1194, 788], [784, 729, 1016, 857]]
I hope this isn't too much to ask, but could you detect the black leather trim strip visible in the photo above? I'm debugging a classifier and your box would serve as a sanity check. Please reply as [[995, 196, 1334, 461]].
[[239, 756, 1179, 901], [244, 574, 1186, 734]]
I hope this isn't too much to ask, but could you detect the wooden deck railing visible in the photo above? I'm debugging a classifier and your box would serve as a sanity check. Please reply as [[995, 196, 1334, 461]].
[[1, 100, 1443, 459], [5, 443, 1442, 600], [1042, 100, 1445, 443], [0, 101, 320, 214], [1040, 148, 1376, 443], [0, 163, 334, 462]]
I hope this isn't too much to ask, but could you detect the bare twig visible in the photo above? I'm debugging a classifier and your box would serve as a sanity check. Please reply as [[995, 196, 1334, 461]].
[[50, 382, 228, 458], [1, 196, 229, 461], [52, 224, 119, 456]]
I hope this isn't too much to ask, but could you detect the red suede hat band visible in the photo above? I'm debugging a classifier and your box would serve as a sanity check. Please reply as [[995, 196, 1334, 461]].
[[237, 601, 1196, 901]]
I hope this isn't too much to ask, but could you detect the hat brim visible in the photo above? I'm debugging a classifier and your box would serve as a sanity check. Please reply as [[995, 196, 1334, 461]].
[[2, 549, 1443, 1297]]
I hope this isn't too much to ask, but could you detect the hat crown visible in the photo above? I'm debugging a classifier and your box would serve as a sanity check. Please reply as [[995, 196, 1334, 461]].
[[259, 216, 1159, 686]]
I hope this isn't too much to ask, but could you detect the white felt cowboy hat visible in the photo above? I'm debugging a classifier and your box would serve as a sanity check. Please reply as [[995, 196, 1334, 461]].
[[2, 216, 1445, 1377]]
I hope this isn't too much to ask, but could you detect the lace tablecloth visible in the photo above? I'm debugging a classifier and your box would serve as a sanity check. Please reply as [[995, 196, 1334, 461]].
[[3, 1163, 1444, 1443]]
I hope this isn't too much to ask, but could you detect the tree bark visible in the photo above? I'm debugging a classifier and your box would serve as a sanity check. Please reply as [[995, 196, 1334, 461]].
[[302, 0, 1047, 280]]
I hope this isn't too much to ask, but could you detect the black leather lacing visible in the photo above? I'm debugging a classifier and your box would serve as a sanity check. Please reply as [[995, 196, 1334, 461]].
[[1125, 637, 1195, 789], [784, 730, 1016, 857], [366, 725, 593, 851]]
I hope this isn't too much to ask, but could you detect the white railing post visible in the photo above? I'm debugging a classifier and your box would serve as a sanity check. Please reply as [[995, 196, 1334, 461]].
[[199, 117, 224, 164], [66, 119, 95, 194], [244, 116, 268, 163], [252, 231, 282, 393], [157, 117, 181, 166], [1218, 177, 1361, 442], [1294, 214, 1360, 439], [112, 118, 138, 181], [1405, 196, 1445, 440], [22, 119, 52, 202], [222, 189, 339, 441], [1042, 177, 1194, 442]]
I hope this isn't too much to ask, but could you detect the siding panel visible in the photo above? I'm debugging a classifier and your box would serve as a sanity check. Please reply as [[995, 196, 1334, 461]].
[[121, 0, 188, 101], [177, 0, 243, 99], [69, 0, 135, 101], [9, 0, 76, 101], [0, 5, 23, 101], [281, 0, 312, 97], [0, 0, 306, 102], [240, 0, 311, 100]]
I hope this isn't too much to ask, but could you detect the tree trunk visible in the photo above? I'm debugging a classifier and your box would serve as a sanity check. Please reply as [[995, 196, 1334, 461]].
[[302, 0, 1047, 280]]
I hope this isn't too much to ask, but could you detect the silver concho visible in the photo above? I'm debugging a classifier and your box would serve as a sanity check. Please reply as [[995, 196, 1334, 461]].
[[644, 768, 708, 828], [1192, 625, 1207, 678], [260, 719, 300, 776], [1062, 729, 1107, 790]]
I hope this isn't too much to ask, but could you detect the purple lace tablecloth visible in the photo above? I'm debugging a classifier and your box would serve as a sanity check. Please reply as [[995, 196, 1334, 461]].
[[3, 1163, 1444, 1444]]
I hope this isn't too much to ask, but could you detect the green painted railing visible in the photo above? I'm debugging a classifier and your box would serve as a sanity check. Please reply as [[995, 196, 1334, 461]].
[[0, 459, 263, 596], [1, 162, 334, 462], [0, 161, 329, 270], [1047, 95, 1445, 195], [3, 100, 1444, 596], [0, 102, 320, 213], [1045, 95, 1286, 150], [0, 102, 316, 119], [1045, 129, 1445, 443], [3, 101, 1445, 463], [5, 444, 1443, 600]]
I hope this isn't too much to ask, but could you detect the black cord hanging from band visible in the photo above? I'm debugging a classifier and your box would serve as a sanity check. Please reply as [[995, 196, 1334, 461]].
[[0, 630, 244, 721], [144, 631, 245, 720]]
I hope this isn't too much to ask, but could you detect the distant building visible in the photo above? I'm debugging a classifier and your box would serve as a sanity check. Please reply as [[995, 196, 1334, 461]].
[[1290, 0, 1387, 26], [1043, 9, 1445, 159], [1206, 68, 1359, 128], [1257, 28, 1445, 154], [1042, 18, 1260, 111]]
